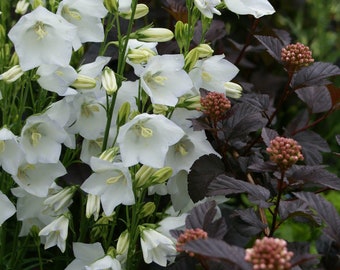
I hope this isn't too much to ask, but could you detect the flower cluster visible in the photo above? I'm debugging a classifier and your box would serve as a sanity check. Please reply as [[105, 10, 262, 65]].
[[245, 237, 294, 270], [281, 42, 314, 69], [200, 92, 231, 122], [176, 228, 208, 256], [266, 136, 304, 170]]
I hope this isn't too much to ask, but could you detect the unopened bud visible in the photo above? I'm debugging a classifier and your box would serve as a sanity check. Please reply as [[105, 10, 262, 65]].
[[136, 28, 174, 42], [117, 230, 129, 255], [150, 167, 173, 185], [135, 165, 157, 188], [185, 44, 214, 71], [99, 146, 119, 162], [31, 0, 45, 9], [71, 74, 96, 89], [196, 44, 214, 58], [224, 81, 242, 99], [116, 102, 131, 127], [86, 194, 101, 221], [127, 47, 156, 65], [174, 21, 189, 52], [15, 0, 29, 15], [43, 186, 76, 213], [152, 104, 168, 115], [104, 0, 118, 13], [177, 94, 201, 110], [102, 67, 117, 95], [9, 52, 20, 66], [0, 65, 24, 83], [120, 4, 149, 20], [139, 202, 156, 218]]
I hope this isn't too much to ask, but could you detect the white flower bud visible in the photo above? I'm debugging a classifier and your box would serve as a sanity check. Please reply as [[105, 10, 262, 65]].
[[86, 194, 101, 221], [120, 4, 149, 20], [137, 28, 174, 42], [71, 74, 97, 89], [101, 67, 117, 95], [0, 65, 24, 83], [224, 81, 243, 99], [15, 0, 29, 15]]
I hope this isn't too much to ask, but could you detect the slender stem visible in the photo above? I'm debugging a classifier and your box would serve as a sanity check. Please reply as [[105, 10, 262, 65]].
[[269, 171, 286, 237], [234, 18, 259, 66]]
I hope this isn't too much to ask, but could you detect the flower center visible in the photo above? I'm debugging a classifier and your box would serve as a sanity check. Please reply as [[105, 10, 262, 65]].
[[175, 143, 188, 156], [134, 121, 153, 138], [34, 21, 48, 40], [106, 172, 125, 184], [144, 71, 168, 87], [201, 71, 212, 82], [81, 103, 100, 118], [62, 5, 82, 20], [25, 125, 43, 147], [0, 140, 5, 153], [17, 164, 35, 183]]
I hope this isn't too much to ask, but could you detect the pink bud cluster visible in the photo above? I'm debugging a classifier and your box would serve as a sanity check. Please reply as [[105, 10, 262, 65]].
[[200, 92, 231, 122], [281, 42, 314, 69], [266, 137, 304, 170], [245, 237, 294, 270], [176, 228, 208, 257]]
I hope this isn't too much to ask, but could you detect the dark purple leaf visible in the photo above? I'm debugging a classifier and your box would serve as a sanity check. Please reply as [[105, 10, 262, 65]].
[[183, 238, 252, 270], [188, 154, 225, 202], [293, 192, 340, 244], [295, 86, 332, 113], [223, 103, 267, 142], [185, 200, 227, 239], [232, 208, 268, 236], [293, 131, 330, 165], [247, 160, 277, 173], [273, 29, 292, 45], [261, 127, 279, 147], [254, 35, 284, 62], [291, 62, 340, 89], [190, 116, 212, 131], [278, 200, 322, 225], [288, 242, 319, 268], [287, 165, 340, 190], [207, 175, 272, 208], [241, 94, 271, 112], [285, 109, 309, 135]]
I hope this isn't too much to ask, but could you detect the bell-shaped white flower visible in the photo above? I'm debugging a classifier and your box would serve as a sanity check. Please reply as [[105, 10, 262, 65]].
[[140, 54, 193, 106], [167, 170, 192, 211], [37, 64, 78, 96], [38, 214, 69, 252], [81, 157, 135, 216], [65, 242, 121, 270], [20, 114, 68, 164], [140, 227, 177, 267], [224, 0, 275, 18], [0, 128, 23, 175], [57, 0, 108, 44], [12, 160, 67, 197], [189, 54, 239, 96], [0, 191, 16, 226], [117, 113, 185, 168], [194, 0, 221, 18], [8, 6, 80, 71], [165, 130, 220, 175]]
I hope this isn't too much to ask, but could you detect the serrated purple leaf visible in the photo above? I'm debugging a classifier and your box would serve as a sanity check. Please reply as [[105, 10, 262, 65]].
[[186, 200, 227, 239], [248, 160, 277, 173], [291, 62, 340, 88], [273, 29, 292, 45], [232, 208, 268, 236], [293, 192, 340, 244], [295, 86, 332, 113], [183, 238, 252, 270], [287, 165, 340, 190], [285, 109, 309, 135], [293, 131, 330, 165], [188, 154, 225, 202], [261, 128, 279, 146], [241, 94, 271, 112], [207, 175, 272, 208], [254, 35, 284, 62]]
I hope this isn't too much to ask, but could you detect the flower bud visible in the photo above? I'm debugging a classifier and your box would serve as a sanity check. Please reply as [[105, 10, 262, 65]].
[[152, 104, 168, 115], [127, 47, 156, 65], [177, 94, 201, 110], [99, 146, 119, 162], [185, 44, 214, 71], [135, 165, 157, 188], [31, 0, 45, 9], [174, 21, 189, 52], [136, 28, 174, 42], [104, 0, 118, 13], [101, 67, 117, 95], [71, 74, 97, 89], [150, 167, 173, 185], [15, 0, 29, 15], [224, 81, 242, 99], [86, 194, 101, 221], [43, 186, 76, 213], [196, 44, 214, 58], [116, 230, 130, 255], [91, 214, 114, 240], [0, 65, 24, 83], [9, 52, 20, 66], [139, 202, 156, 218], [116, 102, 131, 127], [120, 4, 149, 20]]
